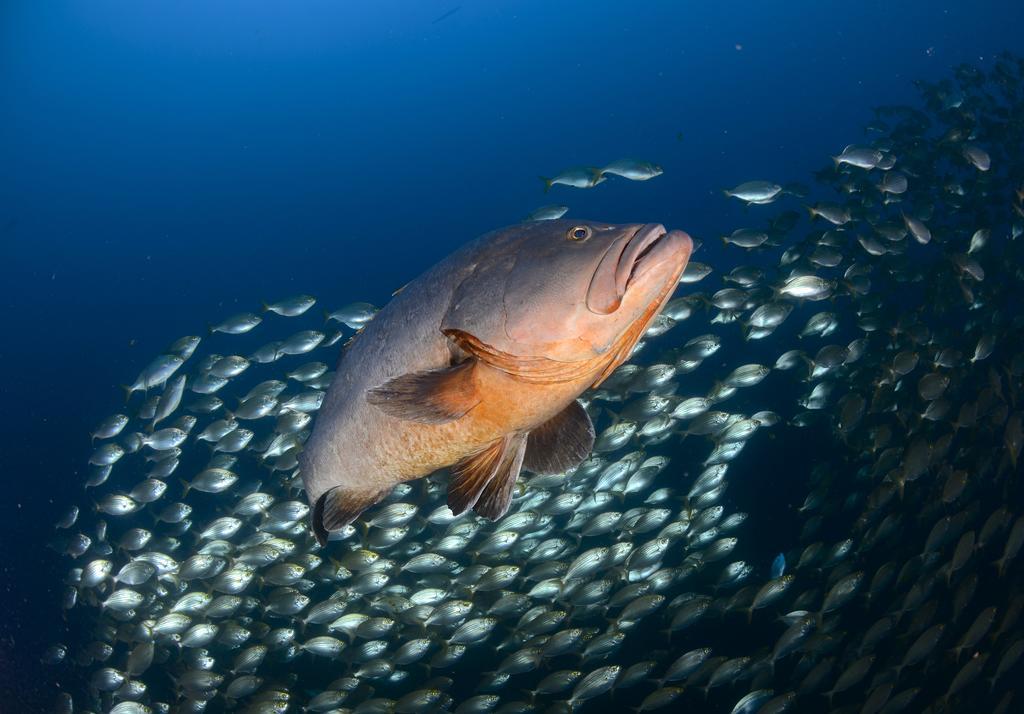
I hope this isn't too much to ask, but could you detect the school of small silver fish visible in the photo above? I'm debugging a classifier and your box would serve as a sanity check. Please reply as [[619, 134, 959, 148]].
[[47, 56, 1024, 714]]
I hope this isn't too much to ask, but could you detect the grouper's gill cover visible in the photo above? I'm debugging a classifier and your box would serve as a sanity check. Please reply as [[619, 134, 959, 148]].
[[444, 222, 638, 362]]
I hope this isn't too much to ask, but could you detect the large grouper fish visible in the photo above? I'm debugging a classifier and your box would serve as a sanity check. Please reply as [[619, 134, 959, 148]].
[[300, 220, 694, 544]]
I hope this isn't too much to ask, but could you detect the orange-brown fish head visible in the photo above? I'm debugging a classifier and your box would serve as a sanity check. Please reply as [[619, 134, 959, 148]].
[[443, 220, 692, 375]]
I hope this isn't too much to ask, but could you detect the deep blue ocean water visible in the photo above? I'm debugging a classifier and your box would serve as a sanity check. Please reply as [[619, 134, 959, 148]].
[[2, 2, 1022, 709]]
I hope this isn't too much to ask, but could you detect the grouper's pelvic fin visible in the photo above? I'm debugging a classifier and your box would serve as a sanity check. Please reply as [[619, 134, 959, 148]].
[[447, 400, 596, 522], [522, 400, 595, 475], [449, 432, 527, 520]]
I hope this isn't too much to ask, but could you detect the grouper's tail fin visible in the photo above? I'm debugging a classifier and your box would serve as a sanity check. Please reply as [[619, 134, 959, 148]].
[[311, 485, 385, 547]]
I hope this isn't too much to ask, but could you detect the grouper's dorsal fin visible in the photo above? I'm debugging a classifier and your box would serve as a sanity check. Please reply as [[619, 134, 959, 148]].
[[523, 400, 595, 475], [365, 359, 481, 424], [448, 432, 527, 518]]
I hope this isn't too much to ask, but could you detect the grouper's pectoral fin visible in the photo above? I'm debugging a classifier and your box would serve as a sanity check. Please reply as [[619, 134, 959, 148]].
[[448, 432, 527, 519], [523, 400, 595, 475], [365, 359, 481, 424], [311, 486, 386, 546]]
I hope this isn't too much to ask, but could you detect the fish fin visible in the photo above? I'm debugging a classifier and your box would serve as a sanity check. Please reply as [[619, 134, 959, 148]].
[[539, 176, 552, 193], [365, 359, 481, 424], [312, 486, 384, 546], [522, 400, 595, 475], [601, 406, 621, 429], [448, 439, 504, 516], [448, 433, 523, 517], [474, 434, 528, 520]]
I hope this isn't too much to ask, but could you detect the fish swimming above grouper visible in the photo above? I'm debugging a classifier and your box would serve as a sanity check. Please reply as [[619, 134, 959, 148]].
[[300, 220, 694, 544]]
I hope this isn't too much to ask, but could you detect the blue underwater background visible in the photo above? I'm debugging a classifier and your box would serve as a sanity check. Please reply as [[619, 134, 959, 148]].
[[2, 1, 1023, 710]]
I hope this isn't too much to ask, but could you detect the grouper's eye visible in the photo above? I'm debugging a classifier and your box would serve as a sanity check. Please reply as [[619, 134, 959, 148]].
[[567, 225, 592, 242]]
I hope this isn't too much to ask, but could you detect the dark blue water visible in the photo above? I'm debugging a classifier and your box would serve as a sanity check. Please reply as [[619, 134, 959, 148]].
[[1, 1, 1020, 707]]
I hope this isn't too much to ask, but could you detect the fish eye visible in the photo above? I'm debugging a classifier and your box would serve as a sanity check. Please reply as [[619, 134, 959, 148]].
[[567, 226, 592, 242]]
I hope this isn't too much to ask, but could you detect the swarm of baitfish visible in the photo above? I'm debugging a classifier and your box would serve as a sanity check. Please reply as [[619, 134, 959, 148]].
[[48, 54, 1024, 714]]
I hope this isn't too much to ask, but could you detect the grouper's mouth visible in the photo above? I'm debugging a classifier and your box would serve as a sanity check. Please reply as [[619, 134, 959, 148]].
[[618, 223, 669, 293], [588, 223, 693, 315]]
